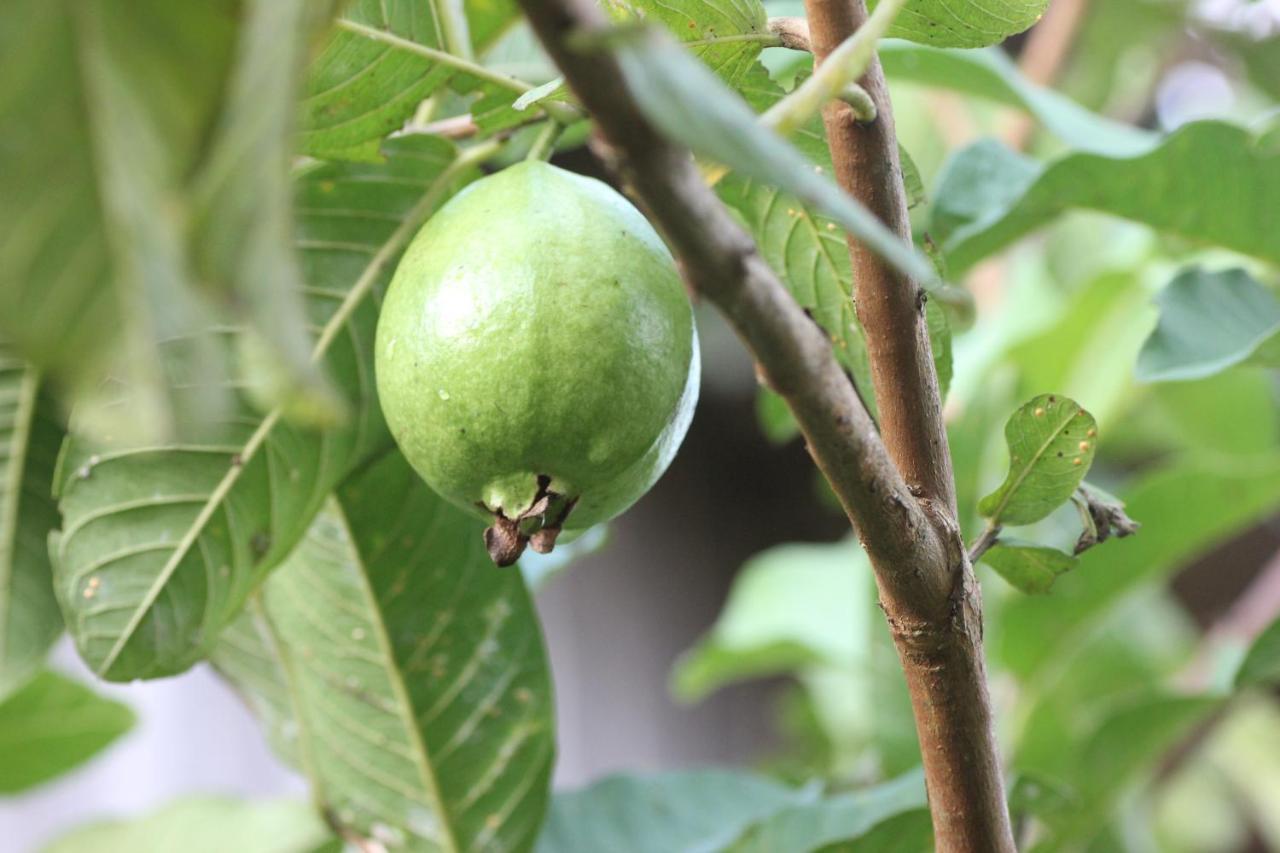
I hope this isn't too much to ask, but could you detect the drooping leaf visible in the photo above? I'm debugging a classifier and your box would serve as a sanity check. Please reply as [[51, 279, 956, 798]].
[[216, 451, 555, 853], [612, 29, 936, 285], [44, 797, 333, 853], [673, 540, 869, 702], [729, 769, 928, 853], [999, 456, 1280, 676], [0, 0, 348, 442], [1136, 267, 1280, 383], [603, 0, 769, 87], [0, 669, 134, 793], [884, 0, 1049, 48], [879, 42, 1153, 156], [935, 121, 1280, 273], [0, 0, 235, 440], [536, 770, 811, 853], [1236, 616, 1280, 690], [978, 395, 1097, 527], [0, 349, 63, 699], [51, 137, 475, 681], [980, 540, 1078, 595]]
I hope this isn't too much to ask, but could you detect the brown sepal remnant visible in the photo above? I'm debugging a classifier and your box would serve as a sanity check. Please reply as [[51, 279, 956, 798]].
[[482, 477, 579, 567]]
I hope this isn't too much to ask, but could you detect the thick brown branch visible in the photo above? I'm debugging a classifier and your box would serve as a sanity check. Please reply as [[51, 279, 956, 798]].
[[803, 0, 1015, 849], [514, 0, 952, 616]]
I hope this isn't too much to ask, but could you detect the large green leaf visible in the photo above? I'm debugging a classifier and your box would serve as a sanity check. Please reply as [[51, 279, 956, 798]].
[[536, 770, 810, 853], [729, 769, 928, 852], [1136, 267, 1280, 383], [999, 456, 1280, 676], [612, 29, 936, 285], [51, 137, 474, 681], [978, 394, 1097, 527], [0, 669, 134, 793], [0, 0, 341, 441], [604, 0, 769, 87], [0, 349, 63, 699], [879, 42, 1153, 156], [44, 797, 333, 853], [884, 0, 1047, 48], [934, 120, 1280, 273], [216, 452, 555, 853]]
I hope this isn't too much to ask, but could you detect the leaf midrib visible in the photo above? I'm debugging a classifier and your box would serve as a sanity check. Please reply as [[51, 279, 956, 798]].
[[986, 404, 1079, 525]]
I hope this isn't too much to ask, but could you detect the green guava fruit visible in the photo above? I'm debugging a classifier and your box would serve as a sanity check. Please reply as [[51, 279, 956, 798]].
[[375, 161, 699, 566]]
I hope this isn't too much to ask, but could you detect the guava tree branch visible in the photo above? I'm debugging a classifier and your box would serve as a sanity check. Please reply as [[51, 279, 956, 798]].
[[803, 0, 1014, 848], [515, 0, 953, 615]]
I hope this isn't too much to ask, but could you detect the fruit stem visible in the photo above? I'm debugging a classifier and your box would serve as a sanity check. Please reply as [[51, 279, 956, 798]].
[[525, 121, 563, 162]]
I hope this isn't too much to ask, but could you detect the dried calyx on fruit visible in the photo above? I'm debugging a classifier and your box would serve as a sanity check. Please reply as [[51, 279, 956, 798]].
[[375, 161, 699, 566]]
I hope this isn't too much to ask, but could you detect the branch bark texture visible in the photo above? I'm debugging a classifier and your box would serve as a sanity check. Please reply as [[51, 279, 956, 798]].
[[514, 0, 1014, 848], [803, 0, 1014, 847]]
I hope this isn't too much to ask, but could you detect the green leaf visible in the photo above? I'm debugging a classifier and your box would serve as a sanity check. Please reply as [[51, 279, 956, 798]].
[[44, 797, 333, 853], [51, 137, 473, 681], [980, 540, 1078, 595], [884, 0, 1048, 48], [216, 451, 555, 853], [0, 669, 134, 793], [0, 0, 344, 442], [978, 395, 1097, 527], [613, 29, 936, 286], [673, 540, 869, 702], [0, 349, 63, 699], [0, 0, 237, 440], [1151, 370, 1279, 458], [301, 6, 542, 160], [935, 121, 1280, 273], [536, 770, 810, 853], [729, 769, 928, 852], [1236, 616, 1280, 690], [999, 456, 1280, 676], [879, 42, 1153, 156], [603, 0, 769, 87], [1136, 267, 1280, 383]]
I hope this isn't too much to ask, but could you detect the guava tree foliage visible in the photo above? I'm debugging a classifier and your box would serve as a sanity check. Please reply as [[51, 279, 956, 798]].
[[1, 0, 1279, 850]]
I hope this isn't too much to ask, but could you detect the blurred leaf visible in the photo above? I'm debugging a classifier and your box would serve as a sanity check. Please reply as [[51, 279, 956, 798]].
[[673, 540, 868, 702], [1151, 370, 1278, 458], [467, 0, 522, 53], [1008, 772, 1078, 826], [1136, 267, 1280, 382], [613, 28, 936, 285], [217, 452, 555, 852], [981, 540, 1078, 594], [756, 388, 801, 444], [44, 797, 332, 853], [823, 808, 932, 852], [979, 395, 1097, 526], [931, 140, 1041, 247], [1236, 616, 1280, 690], [302, 4, 538, 160], [189, 0, 344, 423], [536, 770, 810, 853], [604, 0, 768, 87], [884, 0, 1048, 48], [879, 42, 1154, 155], [730, 769, 928, 852], [0, 349, 63, 699], [51, 138, 470, 681], [0, 0, 240, 440], [936, 121, 1280, 273], [0, 669, 134, 793], [1000, 456, 1280, 676]]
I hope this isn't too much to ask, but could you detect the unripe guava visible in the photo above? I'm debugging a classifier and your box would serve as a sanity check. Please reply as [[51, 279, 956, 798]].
[[375, 161, 699, 566]]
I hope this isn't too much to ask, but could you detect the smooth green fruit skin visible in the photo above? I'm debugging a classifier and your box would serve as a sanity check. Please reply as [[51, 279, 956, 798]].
[[375, 161, 699, 535]]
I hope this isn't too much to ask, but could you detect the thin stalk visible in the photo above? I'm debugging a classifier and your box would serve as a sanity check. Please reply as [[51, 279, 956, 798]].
[[762, 0, 907, 136], [524, 122, 563, 161]]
